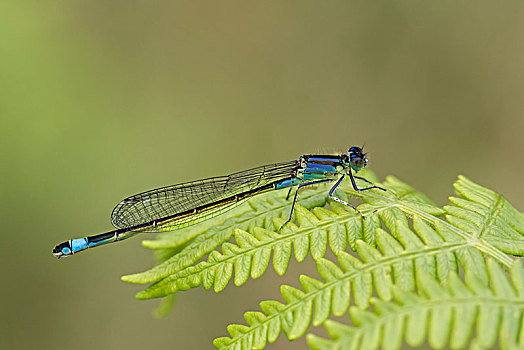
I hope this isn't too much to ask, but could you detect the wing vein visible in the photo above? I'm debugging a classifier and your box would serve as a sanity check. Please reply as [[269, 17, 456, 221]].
[[110, 160, 298, 232]]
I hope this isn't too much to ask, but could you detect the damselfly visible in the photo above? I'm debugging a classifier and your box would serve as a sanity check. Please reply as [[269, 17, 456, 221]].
[[52, 146, 385, 258]]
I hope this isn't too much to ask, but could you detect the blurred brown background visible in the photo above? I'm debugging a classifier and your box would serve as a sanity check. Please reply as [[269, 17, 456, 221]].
[[1, 1, 523, 349]]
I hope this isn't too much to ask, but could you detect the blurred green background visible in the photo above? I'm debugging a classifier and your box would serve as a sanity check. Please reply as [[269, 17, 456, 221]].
[[1, 1, 523, 349]]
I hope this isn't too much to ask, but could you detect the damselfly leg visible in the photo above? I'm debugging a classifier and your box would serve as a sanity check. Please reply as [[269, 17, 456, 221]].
[[327, 174, 364, 218], [353, 176, 375, 185], [286, 185, 294, 200], [348, 172, 387, 192], [280, 179, 333, 230]]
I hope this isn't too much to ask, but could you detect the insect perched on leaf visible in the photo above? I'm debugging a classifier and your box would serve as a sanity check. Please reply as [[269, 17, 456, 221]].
[[52, 146, 385, 258]]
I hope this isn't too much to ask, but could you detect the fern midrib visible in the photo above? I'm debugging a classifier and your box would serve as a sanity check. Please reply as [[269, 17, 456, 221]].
[[472, 192, 504, 240], [394, 202, 513, 267], [343, 180, 513, 268]]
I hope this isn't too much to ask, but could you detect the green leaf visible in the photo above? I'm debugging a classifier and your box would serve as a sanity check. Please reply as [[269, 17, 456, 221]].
[[119, 171, 524, 349], [309, 259, 524, 350], [213, 211, 519, 349], [447, 175, 524, 256]]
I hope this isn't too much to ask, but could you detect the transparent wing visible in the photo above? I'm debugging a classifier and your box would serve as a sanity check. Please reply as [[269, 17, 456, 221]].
[[110, 161, 298, 232]]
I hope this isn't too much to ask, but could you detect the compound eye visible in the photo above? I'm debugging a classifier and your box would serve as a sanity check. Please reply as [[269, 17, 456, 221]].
[[353, 158, 363, 165], [350, 157, 366, 171]]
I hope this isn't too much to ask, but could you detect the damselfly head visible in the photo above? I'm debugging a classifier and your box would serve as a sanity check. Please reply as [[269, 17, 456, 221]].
[[52, 242, 72, 258], [348, 146, 367, 172]]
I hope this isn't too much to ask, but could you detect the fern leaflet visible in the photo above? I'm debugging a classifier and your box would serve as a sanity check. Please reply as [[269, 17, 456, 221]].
[[212, 214, 491, 349], [120, 173, 524, 349], [307, 259, 524, 350]]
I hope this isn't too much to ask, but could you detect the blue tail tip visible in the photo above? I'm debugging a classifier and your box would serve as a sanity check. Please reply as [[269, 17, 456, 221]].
[[52, 242, 71, 258]]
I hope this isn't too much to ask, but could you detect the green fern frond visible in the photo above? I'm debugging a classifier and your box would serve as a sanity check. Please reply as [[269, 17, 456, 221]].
[[120, 171, 524, 349], [354, 175, 519, 266], [133, 207, 361, 299], [131, 189, 431, 300], [212, 175, 524, 348], [306, 259, 524, 350], [128, 175, 437, 298], [446, 175, 524, 256], [212, 214, 491, 349], [126, 175, 521, 301]]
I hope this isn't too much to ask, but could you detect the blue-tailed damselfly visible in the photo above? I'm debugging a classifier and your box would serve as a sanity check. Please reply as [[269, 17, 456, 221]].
[[52, 146, 385, 258]]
